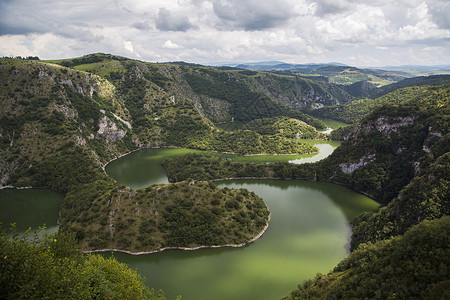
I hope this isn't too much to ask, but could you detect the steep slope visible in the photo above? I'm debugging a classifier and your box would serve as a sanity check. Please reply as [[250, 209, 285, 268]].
[[164, 86, 449, 207], [241, 71, 353, 108], [374, 74, 450, 98], [350, 153, 449, 249], [283, 79, 450, 299], [317, 86, 449, 203], [53, 54, 371, 128], [0, 58, 131, 189]]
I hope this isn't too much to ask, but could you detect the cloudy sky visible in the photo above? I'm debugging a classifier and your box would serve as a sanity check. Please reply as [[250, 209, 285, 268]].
[[0, 0, 449, 66]]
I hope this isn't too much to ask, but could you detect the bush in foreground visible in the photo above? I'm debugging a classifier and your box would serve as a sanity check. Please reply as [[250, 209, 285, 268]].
[[0, 227, 166, 299]]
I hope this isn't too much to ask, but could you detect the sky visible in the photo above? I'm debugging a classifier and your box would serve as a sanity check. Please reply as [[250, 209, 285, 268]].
[[0, 0, 449, 67]]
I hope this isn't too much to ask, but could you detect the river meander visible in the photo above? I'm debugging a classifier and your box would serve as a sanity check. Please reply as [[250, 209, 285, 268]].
[[104, 146, 378, 300], [0, 142, 379, 300]]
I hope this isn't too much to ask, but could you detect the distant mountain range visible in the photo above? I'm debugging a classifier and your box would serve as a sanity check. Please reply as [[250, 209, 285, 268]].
[[379, 64, 450, 71], [212, 61, 450, 87], [214, 61, 450, 72]]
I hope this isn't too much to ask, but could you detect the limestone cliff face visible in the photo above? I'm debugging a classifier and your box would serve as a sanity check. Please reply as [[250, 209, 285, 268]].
[[0, 59, 133, 187], [339, 154, 376, 175], [97, 115, 127, 142], [319, 102, 448, 203]]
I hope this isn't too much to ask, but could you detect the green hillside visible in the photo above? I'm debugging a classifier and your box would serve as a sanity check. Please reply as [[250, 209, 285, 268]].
[[308, 83, 450, 124], [0, 56, 280, 253]]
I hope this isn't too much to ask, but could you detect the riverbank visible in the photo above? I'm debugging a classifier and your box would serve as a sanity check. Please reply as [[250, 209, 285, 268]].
[[102, 144, 323, 171]]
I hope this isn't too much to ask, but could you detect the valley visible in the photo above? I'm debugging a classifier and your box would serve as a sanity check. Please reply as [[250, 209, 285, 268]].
[[0, 54, 449, 299]]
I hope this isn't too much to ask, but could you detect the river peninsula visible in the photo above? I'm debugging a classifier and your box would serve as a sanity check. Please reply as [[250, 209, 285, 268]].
[[60, 180, 271, 253]]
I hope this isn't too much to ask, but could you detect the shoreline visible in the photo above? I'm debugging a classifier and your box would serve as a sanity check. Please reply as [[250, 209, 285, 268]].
[[101, 145, 322, 171], [83, 213, 271, 256]]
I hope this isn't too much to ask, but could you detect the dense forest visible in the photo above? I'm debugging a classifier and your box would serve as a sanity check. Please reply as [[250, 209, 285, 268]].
[[1, 53, 449, 299], [0, 228, 165, 300], [60, 181, 269, 251], [307, 84, 450, 124]]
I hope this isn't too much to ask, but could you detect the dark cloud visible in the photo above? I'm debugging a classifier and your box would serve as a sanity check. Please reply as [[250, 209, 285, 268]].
[[0, 0, 43, 35], [212, 0, 295, 31], [155, 8, 194, 32], [132, 21, 151, 31], [0, 0, 117, 40], [312, 0, 352, 16], [0, 23, 39, 35]]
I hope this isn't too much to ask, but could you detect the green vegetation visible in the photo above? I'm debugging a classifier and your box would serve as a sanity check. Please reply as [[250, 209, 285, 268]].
[[329, 124, 356, 141], [308, 83, 450, 124], [162, 153, 316, 182], [0, 228, 164, 299], [165, 90, 448, 205], [183, 67, 327, 128], [243, 63, 409, 86], [183, 69, 286, 122], [374, 74, 450, 98], [243, 117, 327, 140], [281, 79, 450, 299], [60, 181, 269, 252], [283, 216, 450, 300], [242, 70, 353, 113], [350, 150, 450, 250]]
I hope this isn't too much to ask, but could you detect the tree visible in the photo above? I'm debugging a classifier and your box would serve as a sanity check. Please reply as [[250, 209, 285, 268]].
[[0, 226, 165, 300]]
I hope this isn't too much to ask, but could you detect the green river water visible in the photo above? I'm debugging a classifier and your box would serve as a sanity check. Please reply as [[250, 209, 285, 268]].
[[0, 188, 63, 236], [0, 142, 379, 300]]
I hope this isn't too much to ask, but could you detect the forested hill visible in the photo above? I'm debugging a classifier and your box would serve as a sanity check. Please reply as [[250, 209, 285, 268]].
[[164, 84, 449, 241], [48, 52, 355, 126], [308, 81, 450, 124], [0, 56, 274, 258]]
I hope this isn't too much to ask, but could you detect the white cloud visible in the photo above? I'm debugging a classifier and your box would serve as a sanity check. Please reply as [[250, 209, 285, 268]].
[[0, 0, 448, 66], [163, 40, 182, 49], [0, 35, 34, 57], [124, 40, 134, 53]]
